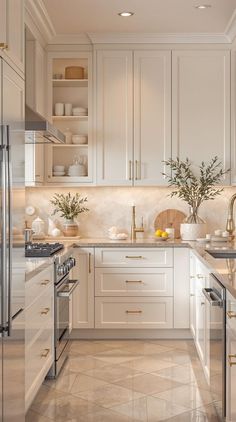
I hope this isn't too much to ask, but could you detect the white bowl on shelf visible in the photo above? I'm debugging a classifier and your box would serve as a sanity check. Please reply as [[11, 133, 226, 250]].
[[72, 135, 88, 144], [53, 171, 65, 176], [68, 164, 87, 177], [54, 165, 65, 172]]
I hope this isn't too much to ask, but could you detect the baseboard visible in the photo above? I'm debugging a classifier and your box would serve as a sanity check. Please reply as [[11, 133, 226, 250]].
[[71, 329, 192, 340]]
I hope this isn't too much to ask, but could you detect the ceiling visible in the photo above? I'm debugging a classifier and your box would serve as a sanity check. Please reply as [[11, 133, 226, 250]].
[[42, 0, 236, 36]]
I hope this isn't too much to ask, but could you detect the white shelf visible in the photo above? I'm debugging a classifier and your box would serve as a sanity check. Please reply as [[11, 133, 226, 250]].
[[52, 115, 88, 121], [52, 79, 88, 87]]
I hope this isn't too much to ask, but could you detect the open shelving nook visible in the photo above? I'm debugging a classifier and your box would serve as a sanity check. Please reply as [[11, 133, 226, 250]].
[[47, 51, 93, 184]]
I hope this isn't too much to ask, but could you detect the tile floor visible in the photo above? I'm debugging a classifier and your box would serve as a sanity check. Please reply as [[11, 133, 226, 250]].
[[26, 339, 221, 421]]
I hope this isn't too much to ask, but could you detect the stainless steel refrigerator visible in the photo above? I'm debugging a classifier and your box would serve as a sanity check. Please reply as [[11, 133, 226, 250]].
[[0, 58, 25, 420]]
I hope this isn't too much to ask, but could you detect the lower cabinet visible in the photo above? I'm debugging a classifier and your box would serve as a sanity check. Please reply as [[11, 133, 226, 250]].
[[72, 248, 95, 329], [226, 291, 236, 422], [25, 265, 54, 411]]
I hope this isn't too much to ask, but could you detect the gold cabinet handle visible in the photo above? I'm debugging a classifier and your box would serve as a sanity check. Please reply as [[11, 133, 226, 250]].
[[197, 274, 204, 279], [40, 307, 50, 315], [125, 255, 143, 259], [129, 160, 132, 181], [135, 160, 138, 180], [41, 348, 50, 358], [201, 302, 205, 306], [0, 43, 8, 50], [126, 310, 142, 314], [125, 280, 143, 283], [40, 279, 50, 286], [228, 354, 236, 366], [88, 253, 91, 273], [227, 311, 236, 319], [190, 276, 195, 279], [35, 174, 40, 178], [190, 294, 195, 297]]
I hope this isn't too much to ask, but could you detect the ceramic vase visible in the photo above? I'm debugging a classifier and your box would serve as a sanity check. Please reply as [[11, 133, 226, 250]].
[[63, 219, 79, 237]]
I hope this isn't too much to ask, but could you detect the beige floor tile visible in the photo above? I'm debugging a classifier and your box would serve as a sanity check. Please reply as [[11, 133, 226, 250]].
[[31, 384, 65, 407], [154, 348, 199, 366], [69, 340, 111, 355], [153, 363, 203, 384], [64, 355, 108, 373], [153, 384, 213, 410], [94, 340, 144, 349], [70, 374, 108, 394], [94, 348, 142, 364], [149, 339, 196, 352], [115, 373, 183, 395], [164, 408, 215, 421], [75, 383, 145, 408], [122, 355, 177, 373], [32, 393, 102, 421], [26, 410, 52, 422], [44, 370, 77, 393], [65, 407, 139, 422], [84, 363, 142, 383], [123, 342, 173, 355], [197, 403, 223, 421], [111, 395, 189, 421]]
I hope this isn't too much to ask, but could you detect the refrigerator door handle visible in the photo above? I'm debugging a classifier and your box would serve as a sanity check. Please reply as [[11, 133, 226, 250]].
[[6, 125, 12, 337]]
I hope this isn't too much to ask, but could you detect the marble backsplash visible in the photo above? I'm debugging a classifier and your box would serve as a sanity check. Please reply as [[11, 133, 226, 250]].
[[25, 186, 236, 238]]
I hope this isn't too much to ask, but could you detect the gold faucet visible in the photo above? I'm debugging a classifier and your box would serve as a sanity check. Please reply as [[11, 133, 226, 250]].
[[226, 193, 236, 240], [131, 206, 144, 240]]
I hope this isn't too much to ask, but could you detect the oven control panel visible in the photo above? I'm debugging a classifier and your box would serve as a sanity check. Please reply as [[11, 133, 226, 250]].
[[56, 257, 76, 279]]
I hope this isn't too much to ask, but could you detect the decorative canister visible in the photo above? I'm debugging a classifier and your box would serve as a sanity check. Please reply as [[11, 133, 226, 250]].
[[65, 66, 84, 79], [63, 220, 79, 237]]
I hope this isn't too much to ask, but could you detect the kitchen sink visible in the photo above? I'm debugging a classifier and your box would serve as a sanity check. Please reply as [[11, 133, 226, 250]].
[[207, 250, 236, 259]]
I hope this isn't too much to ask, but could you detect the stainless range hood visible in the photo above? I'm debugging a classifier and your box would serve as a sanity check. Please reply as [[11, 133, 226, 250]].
[[25, 106, 65, 144]]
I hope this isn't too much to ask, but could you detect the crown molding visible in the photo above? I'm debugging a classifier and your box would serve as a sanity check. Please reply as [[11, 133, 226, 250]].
[[25, 0, 56, 43], [87, 32, 229, 44], [49, 33, 91, 45], [225, 9, 236, 42]]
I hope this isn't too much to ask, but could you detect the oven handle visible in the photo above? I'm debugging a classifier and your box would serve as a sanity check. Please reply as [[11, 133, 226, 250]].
[[202, 288, 222, 307], [57, 279, 79, 298]]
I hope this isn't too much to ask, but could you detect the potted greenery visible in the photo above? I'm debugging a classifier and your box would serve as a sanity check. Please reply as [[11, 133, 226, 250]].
[[162, 157, 229, 240], [51, 192, 89, 237]]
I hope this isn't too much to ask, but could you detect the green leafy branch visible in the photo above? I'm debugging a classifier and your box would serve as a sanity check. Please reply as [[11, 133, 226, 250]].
[[51, 192, 89, 220]]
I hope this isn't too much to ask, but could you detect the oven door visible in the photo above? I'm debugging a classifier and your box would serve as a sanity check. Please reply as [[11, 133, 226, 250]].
[[55, 277, 79, 360]]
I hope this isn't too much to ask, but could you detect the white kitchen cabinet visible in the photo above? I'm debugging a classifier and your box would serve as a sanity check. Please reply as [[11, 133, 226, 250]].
[[0, 0, 24, 75], [96, 50, 171, 186], [172, 50, 230, 183], [95, 296, 173, 329], [173, 248, 190, 329], [25, 265, 54, 411], [190, 252, 196, 339], [72, 248, 95, 329], [26, 39, 46, 117], [226, 291, 236, 421], [95, 247, 173, 268], [25, 143, 44, 186]]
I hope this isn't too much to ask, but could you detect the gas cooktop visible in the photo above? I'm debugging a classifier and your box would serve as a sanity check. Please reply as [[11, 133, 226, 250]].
[[25, 242, 64, 258]]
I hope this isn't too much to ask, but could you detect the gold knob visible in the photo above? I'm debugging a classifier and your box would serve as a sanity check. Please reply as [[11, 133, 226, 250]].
[[0, 43, 8, 50], [40, 279, 50, 286], [197, 274, 204, 279], [227, 311, 236, 319], [48, 175, 51, 178], [40, 307, 50, 315], [228, 354, 236, 366], [41, 348, 50, 358], [126, 310, 142, 314]]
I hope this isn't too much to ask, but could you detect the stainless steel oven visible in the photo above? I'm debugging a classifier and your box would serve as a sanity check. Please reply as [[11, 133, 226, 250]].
[[47, 254, 79, 378], [202, 274, 226, 420]]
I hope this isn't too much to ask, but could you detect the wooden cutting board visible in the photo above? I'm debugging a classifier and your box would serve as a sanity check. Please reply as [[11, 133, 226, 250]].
[[154, 209, 186, 239]]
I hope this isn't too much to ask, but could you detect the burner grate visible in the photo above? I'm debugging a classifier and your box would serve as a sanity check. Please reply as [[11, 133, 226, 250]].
[[25, 242, 64, 257]]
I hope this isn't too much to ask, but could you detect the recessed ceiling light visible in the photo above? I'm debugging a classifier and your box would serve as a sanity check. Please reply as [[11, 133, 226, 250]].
[[195, 4, 212, 9], [118, 11, 134, 17]]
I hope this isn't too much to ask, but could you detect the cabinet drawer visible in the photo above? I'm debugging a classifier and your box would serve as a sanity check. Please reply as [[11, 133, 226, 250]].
[[25, 326, 53, 396], [26, 266, 53, 308], [95, 297, 173, 329], [95, 268, 173, 296], [95, 248, 173, 268], [25, 288, 53, 347]]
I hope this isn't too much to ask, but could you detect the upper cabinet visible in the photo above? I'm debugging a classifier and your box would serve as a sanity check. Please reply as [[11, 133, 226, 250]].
[[0, 0, 24, 75], [172, 50, 230, 184], [26, 39, 46, 117], [96, 50, 171, 186]]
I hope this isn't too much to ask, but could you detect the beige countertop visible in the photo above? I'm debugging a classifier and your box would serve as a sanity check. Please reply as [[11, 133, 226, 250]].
[[73, 237, 189, 247]]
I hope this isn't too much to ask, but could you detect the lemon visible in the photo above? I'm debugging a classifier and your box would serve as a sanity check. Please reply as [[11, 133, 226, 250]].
[[155, 229, 163, 237], [162, 231, 169, 238]]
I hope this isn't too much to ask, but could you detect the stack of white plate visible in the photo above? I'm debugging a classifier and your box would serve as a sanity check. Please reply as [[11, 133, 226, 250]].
[[68, 164, 87, 177], [72, 134, 88, 144], [53, 165, 65, 176], [72, 107, 88, 116]]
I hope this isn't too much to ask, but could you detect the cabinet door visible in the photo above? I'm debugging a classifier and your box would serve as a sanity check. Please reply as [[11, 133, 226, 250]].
[[26, 40, 46, 117], [96, 51, 133, 185], [190, 253, 196, 338], [25, 143, 44, 186], [0, 0, 24, 74], [134, 51, 171, 185], [195, 286, 205, 364], [172, 50, 230, 184], [226, 325, 236, 422], [72, 248, 94, 328]]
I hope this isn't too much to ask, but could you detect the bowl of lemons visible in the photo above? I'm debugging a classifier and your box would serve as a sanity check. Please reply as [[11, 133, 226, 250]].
[[154, 229, 169, 241]]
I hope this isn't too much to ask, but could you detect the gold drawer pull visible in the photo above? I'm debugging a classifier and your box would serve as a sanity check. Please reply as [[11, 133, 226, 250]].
[[197, 274, 204, 279], [41, 348, 50, 358], [0, 43, 8, 50], [228, 354, 236, 366], [125, 280, 143, 283], [126, 310, 142, 314], [227, 311, 236, 319], [190, 276, 195, 279], [190, 294, 195, 297], [40, 279, 50, 286], [125, 256, 143, 259], [40, 307, 50, 315]]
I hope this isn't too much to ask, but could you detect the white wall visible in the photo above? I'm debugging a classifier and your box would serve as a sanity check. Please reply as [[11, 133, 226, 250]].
[[25, 186, 236, 238]]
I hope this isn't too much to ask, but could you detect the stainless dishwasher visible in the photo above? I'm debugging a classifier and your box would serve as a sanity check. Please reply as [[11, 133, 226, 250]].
[[202, 274, 226, 421]]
